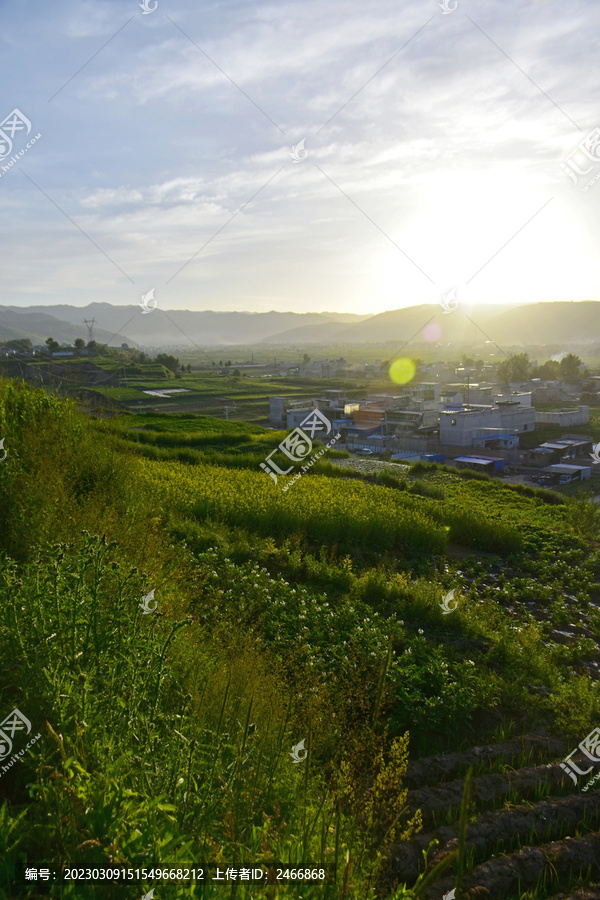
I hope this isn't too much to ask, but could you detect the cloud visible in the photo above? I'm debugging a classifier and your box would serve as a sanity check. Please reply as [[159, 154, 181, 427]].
[[1, 0, 599, 312]]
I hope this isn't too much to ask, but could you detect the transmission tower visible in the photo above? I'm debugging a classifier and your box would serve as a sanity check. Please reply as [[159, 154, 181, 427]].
[[83, 318, 96, 343]]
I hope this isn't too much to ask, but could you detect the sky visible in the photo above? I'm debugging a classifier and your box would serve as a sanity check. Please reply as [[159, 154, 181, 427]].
[[1, 0, 600, 317]]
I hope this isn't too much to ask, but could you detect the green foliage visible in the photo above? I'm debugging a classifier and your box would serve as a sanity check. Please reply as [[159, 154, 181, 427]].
[[2, 380, 600, 898], [408, 479, 445, 500], [141, 459, 448, 560], [559, 352, 584, 380], [496, 352, 531, 384], [4, 338, 32, 352], [563, 492, 600, 538], [45, 337, 60, 354], [0, 380, 138, 559], [0, 537, 424, 898], [155, 353, 180, 375]]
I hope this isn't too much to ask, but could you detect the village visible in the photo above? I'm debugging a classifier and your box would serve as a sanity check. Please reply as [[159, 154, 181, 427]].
[[269, 367, 600, 487]]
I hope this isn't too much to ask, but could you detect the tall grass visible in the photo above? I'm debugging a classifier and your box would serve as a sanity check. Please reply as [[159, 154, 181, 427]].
[[0, 382, 428, 899], [0, 537, 428, 899], [0, 380, 138, 559]]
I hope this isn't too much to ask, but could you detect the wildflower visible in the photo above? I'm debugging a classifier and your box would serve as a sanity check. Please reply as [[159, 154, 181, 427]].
[[418, 628, 424, 635]]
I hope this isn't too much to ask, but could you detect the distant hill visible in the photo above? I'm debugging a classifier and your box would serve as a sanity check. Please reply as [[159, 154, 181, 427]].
[[265, 301, 600, 347], [0, 308, 128, 347], [0, 304, 369, 348], [1, 301, 598, 349]]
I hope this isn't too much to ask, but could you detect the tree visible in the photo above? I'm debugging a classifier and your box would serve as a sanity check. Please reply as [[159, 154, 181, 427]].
[[86, 340, 98, 355], [232, 368, 241, 378], [303, 353, 311, 365], [156, 354, 180, 375], [6, 338, 32, 352], [186, 364, 192, 373], [496, 352, 531, 385], [559, 353, 583, 381], [533, 359, 560, 380], [74, 338, 85, 351], [45, 337, 60, 354]]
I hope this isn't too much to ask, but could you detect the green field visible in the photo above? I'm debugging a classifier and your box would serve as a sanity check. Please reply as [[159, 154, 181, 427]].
[[1, 380, 600, 899]]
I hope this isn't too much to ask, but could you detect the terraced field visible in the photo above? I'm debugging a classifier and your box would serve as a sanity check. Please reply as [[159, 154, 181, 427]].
[[389, 734, 600, 899]]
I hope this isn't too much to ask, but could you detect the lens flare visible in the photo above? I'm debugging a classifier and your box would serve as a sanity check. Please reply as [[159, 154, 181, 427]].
[[389, 358, 416, 385], [422, 321, 443, 343]]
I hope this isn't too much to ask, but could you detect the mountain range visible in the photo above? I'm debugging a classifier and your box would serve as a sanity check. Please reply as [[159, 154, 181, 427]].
[[0, 301, 598, 349]]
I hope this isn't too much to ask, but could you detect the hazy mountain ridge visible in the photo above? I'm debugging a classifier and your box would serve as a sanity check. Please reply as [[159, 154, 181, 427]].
[[0, 301, 598, 348], [0, 308, 122, 347], [265, 301, 600, 346], [0, 305, 369, 348]]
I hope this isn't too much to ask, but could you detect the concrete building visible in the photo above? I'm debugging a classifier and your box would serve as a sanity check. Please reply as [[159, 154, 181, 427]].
[[385, 408, 439, 434], [440, 402, 534, 447], [286, 407, 333, 431], [346, 408, 385, 449], [269, 396, 287, 426], [494, 391, 532, 407], [532, 382, 580, 404], [270, 389, 348, 427], [471, 430, 520, 450], [496, 400, 535, 434], [441, 407, 498, 446], [353, 402, 385, 429], [535, 406, 590, 426], [404, 382, 442, 403], [441, 383, 494, 406], [366, 393, 410, 409]]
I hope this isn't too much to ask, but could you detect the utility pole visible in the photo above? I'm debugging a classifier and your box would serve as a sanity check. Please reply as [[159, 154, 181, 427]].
[[83, 318, 96, 344]]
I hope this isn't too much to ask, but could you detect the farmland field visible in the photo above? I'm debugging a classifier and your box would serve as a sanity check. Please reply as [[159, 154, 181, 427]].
[[1, 380, 600, 899]]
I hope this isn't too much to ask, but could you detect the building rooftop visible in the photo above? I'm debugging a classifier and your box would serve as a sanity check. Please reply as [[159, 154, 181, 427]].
[[539, 440, 589, 450], [454, 456, 505, 465], [543, 464, 592, 474]]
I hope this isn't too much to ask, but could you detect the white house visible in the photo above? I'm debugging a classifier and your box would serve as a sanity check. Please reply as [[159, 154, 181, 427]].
[[440, 402, 535, 447], [535, 406, 589, 426]]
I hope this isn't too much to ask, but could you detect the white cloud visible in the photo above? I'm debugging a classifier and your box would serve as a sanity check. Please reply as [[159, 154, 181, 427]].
[[1, 0, 599, 312]]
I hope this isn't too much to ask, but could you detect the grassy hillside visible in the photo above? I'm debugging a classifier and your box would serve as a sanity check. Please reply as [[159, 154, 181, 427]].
[[1, 380, 600, 899]]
